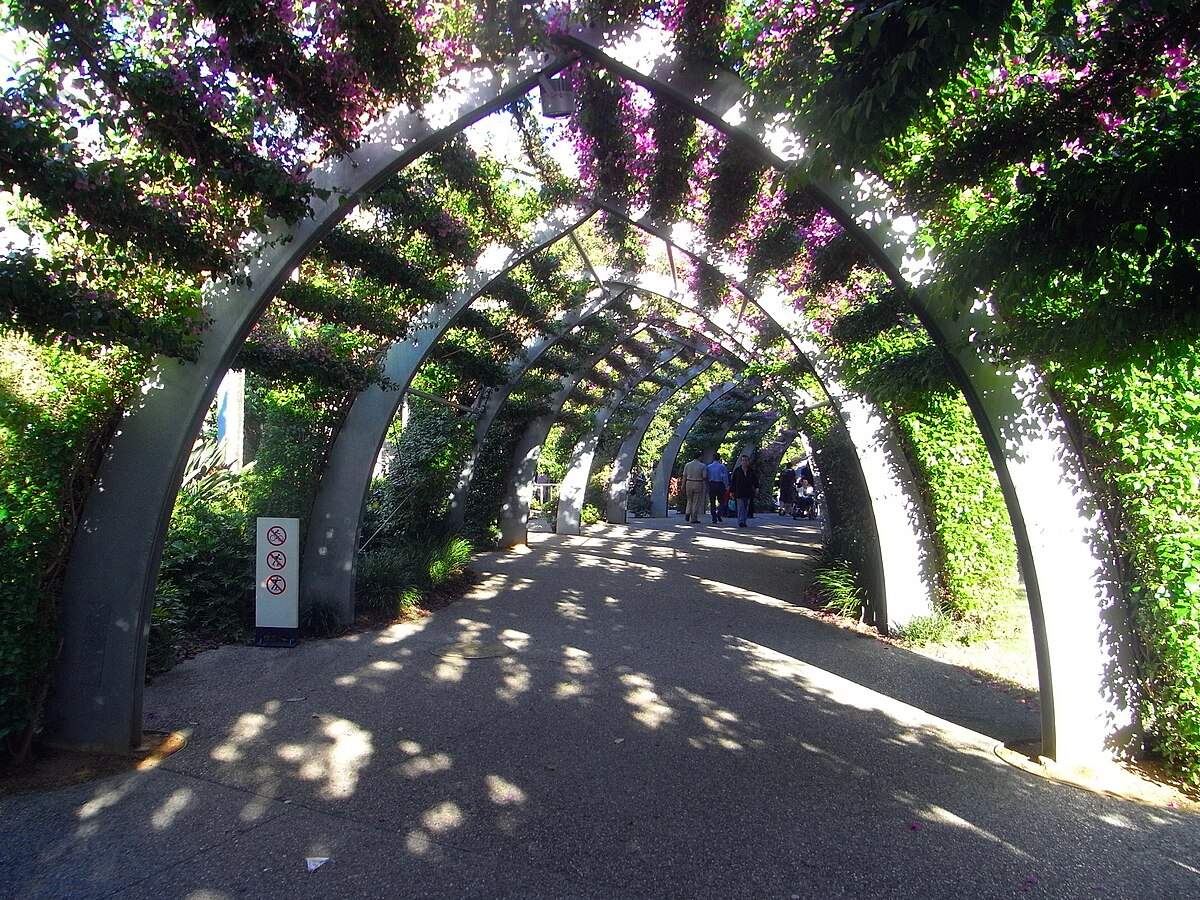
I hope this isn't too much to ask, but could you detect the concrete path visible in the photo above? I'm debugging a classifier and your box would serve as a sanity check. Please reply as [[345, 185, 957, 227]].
[[3, 516, 1197, 898]]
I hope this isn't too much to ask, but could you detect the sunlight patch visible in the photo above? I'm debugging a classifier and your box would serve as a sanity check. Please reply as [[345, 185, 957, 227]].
[[400, 751, 452, 779], [142, 782, 188, 828], [692, 576, 793, 611], [422, 800, 464, 832], [499, 629, 531, 649], [620, 672, 675, 729], [211, 711, 272, 762], [556, 598, 588, 620], [691, 535, 809, 559], [497, 658, 532, 702], [922, 803, 1034, 860], [486, 773, 527, 806], [295, 716, 373, 800], [728, 637, 1001, 752], [406, 829, 433, 855]]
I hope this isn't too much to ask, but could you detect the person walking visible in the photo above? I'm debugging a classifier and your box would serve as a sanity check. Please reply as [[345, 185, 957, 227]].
[[730, 454, 759, 528], [777, 460, 797, 515], [682, 450, 708, 524], [706, 454, 730, 523]]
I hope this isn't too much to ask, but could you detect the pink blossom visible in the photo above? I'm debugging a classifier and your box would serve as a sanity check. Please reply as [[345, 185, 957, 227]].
[[1062, 137, 1090, 159]]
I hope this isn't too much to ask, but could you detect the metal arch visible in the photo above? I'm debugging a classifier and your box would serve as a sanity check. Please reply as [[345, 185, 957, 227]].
[[449, 268, 787, 533], [498, 326, 650, 549], [301, 206, 595, 618], [555, 344, 689, 535], [607, 357, 723, 525], [649, 381, 746, 518], [46, 52, 584, 751], [597, 205, 937, 631], [46, 33, 921, 752], [560, 24, 1131, 763], [444, 286, 625, 529], [50, 23, 1130, 762], [700, 394, 780, 469]]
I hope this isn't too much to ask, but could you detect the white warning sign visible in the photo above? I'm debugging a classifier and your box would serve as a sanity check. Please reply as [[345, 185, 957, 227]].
[[256, 517, 299, 628]]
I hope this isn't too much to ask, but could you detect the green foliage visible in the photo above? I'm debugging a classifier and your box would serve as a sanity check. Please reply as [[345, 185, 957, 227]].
[[541, 493, 560, 527], [0, 334, 143, 757], [356, 534, 473, 619], [580, 503, 601, 527], [704, 141, 765, 243], [891, 612, 955, 646], [819, 285, 1022, 630], [1056, 338, 1200, 782], [3, 0, 1197, 788], [242, 381, 341, 525], [802, 404, 876, 607], [357, 545, 426, 615], [810, 552, 866, 620], [300, 601, 347, 639], [366, 403, 473, 546], [1, 251, 207, 360], [146, 590, 186, 678], [429, 536, 473, 586], [647, 98, 699, 220], [155, 429, 254, 642], [463, 417, 531, 542], [894, 394, 1022, 626], [157, 501, 254, 641]]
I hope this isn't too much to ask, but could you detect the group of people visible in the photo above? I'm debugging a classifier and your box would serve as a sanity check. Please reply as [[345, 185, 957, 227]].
[[682, 452, 761, 528], [776, 459, 818, 519], [682, 453, 818, 528]]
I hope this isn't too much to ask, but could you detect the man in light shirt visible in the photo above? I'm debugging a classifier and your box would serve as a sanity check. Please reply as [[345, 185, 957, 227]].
[[682, 450, 708, 524]]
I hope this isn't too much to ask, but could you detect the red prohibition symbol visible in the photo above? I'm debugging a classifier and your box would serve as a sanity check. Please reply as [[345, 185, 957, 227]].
[[266, 526, 288, 546], [266, 550, 287, 571], [265, 574, 287, 595]]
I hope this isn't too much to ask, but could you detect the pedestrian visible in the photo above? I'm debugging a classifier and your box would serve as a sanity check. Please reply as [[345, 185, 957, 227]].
[[730, 454, 759, 528], [777, 459, 797, 515], [706, 454, 730, 523], [682, 450, 708, 524]]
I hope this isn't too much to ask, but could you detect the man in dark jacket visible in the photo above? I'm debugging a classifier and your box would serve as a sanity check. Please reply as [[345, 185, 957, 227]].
[[729, 454, 759, 528]]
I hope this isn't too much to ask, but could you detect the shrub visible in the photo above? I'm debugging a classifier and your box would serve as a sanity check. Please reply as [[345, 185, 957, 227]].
[[146, 591, 186, 678], [892, 613, 955, 646], [429, 535, 473, 585], [811, 553, 866, 620], [157, 504, 255, 640], [301, 601, 347, 639], [356, 545, 425, 615], [356, 532, 474, 619]]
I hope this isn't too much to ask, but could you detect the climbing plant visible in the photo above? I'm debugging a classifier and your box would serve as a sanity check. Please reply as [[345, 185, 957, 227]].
[[0, 0, 1196, 784]]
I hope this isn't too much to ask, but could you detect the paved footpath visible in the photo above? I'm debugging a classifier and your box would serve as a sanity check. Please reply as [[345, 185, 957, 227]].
[[3, 516, 1198, 898]]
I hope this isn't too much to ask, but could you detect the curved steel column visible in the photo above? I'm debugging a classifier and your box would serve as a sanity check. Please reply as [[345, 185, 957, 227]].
[[498, 330, 640, 548], [46, 56, 570, 751], [650, 381, 745, 518], [561, 31, 1129, 761], [302, 208, 591, 619], [555, 346, 701, 534], [607, 357, 718, 524]]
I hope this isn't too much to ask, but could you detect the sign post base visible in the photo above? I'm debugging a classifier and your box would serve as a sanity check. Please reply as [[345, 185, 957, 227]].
[[254, 626, 299, 648]]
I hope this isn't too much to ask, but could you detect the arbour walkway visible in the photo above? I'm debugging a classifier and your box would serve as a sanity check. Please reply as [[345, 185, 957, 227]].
[[4, 517, 1196, 898]]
